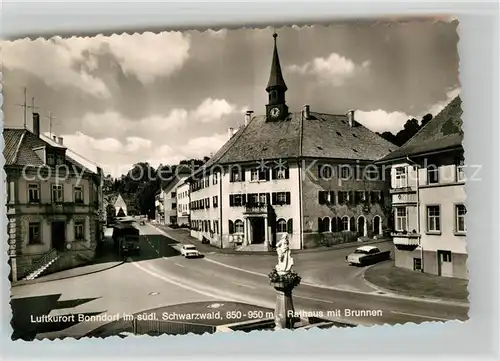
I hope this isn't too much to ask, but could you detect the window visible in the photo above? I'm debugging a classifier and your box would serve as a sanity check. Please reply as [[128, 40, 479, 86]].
[[28, 183, 40, 203], [28, 223, 42, 244], [273, 166, 289, 179], [370, 190, 382, 203], [341, 216, 349, 231], [229, 194, 246, 207], [277, 219, 287, 233], [213, 173, 218, 185], [340, 165, 350, 180], [171, 192, 176, 198], [52, 184, 63, 203], [394, 167, 407, 188], [215, 220, 219, 234], [427, 205, 441, 232], [230, 167, 245, 182], [213, 196, 218, 208], [354, 191, 366, 204], [234, 220, 244, 234], [455, 204, 467, 233], [172, 203, 177, 210], [427, 166, 439, 184], [338, 191, 349, 204], [439, 250, 452, 262], [74, 222, 84, 240], [250, 169, 259, 181], [56, 154, 64, 165], [395, 207, 407, 231], [413, 258, 422, 271], [456, 159, 465, 182], [364, 166, 380, 181], [318, 217, 330, 233], [47, 153, 55, 166], [74, 186, 84, 203], [273, 191, 291, 205], [317, 164, 333, 179]]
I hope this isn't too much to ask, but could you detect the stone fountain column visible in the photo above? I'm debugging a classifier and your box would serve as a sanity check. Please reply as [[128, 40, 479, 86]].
[[271, 273, 299, 330]]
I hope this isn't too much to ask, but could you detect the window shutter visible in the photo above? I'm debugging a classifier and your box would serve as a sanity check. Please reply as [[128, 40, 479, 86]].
[[318, 191, 325, 205], [351, 191, 356, 205], [329, 191, 336, 204], [331, 217, 336, 232], [350, 217, 355, 231], [229, 195, 234, 207], [265, 169, 270, 181], [229, 220, 234, 234], [241, 169, 246, 181], [318, 217, 323, 232], [285, 192, 291, 205], [242, 194, 247, 205], [284, 167, 290, 179], [266, 193, 271, 205], [272, 192, 277, 205], [287, 219, 293, 234], [271, 168, 276, 180]]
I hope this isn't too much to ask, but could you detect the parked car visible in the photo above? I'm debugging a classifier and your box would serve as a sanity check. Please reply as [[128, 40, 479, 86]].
[[346, 245, 390, 266], [180, 244, 201, 258]]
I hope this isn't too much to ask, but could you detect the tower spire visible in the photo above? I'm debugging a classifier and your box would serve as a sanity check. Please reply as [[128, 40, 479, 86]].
[[265, 31, 289, 122], [266, 32, 288, 92]]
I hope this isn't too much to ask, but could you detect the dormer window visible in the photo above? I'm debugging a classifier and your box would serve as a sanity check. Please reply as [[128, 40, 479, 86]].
[[47, 153, 55, 166]]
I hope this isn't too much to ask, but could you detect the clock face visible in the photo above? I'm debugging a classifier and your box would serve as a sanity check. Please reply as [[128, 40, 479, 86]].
[[270, 107, 280, 118]]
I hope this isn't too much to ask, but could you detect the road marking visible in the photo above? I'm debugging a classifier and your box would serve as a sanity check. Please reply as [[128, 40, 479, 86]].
[[204, 258, 268, 278], [231, 281, 256, 289], [173, 263, 185, 268], [131, 261, 230, 300], [294, 295, 335, 304], [390, 311, 453, 322]]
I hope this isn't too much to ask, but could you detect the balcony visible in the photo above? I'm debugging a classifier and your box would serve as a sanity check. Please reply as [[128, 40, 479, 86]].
[[389, 186, 414, 194], [243, 203, 269, 215], [392, 193, 417, 204], [392, 232, 420, 251], [45, 202, 76, 215]]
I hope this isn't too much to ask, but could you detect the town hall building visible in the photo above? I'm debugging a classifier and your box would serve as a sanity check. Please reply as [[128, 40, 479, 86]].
[[187, 32, 397, 250]]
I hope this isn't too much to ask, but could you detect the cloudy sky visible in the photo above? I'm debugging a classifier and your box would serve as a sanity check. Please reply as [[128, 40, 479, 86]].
[[2, 20, 460, 177]]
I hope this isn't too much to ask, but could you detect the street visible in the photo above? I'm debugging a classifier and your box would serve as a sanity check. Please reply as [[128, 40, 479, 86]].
[[10, 222, 469, 339]]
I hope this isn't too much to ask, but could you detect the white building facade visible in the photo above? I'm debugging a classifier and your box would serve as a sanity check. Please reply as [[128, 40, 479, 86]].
[[176, 182, 191, 226], [378, 95, 467, 279]]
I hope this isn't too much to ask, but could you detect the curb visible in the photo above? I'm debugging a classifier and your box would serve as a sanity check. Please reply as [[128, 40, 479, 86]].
[[361, 264, 469, 307], [11, 260, 126, 287], [151, 223, 392, 256]]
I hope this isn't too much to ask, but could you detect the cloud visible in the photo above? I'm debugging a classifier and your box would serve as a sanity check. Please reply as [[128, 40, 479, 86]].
[[184, 133, 229, 157], [206, 29, 228, 38], [79, 97, 243, 138], [287, 53, 370, 86], [1, 31, 191, 97], [356, 87, 461, 133], [356, 109, 412, 133]]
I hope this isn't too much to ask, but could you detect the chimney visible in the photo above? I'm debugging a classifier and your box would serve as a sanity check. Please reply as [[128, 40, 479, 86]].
[[302, 105, 311, 119], [245, 110, 254, 126], [228, 127, 234, 139], [347, 109, 356, 127], [53, 135, 57, 141], [58, 136, 64, 145], [32, 113, 40, 137]]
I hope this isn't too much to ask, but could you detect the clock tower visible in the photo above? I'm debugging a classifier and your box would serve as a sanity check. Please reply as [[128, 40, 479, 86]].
[[265, 32, 289, 122]]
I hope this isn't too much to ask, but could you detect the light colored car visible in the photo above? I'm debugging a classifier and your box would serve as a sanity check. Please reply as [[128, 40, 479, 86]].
[[346, 245, 391, 266], [180, 244, 201, 258]]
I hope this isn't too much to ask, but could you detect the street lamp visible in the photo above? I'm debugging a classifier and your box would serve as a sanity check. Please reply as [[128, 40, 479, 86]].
[[406, 156, 424, 273]]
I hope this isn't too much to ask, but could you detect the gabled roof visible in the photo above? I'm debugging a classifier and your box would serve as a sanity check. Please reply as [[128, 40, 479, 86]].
[[196, 111, 397, 175], [377, 96, 463, 163], [3, 128, 96, 174]]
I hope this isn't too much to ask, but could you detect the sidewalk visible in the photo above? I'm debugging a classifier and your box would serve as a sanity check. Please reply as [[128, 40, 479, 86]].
[[152, 223, 391, 255], [12, 260, 125, 287], [363, 261, 469, 303]]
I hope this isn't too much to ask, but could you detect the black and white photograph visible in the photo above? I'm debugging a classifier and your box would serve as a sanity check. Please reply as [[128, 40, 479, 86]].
[[2, 19, 468, 340]]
